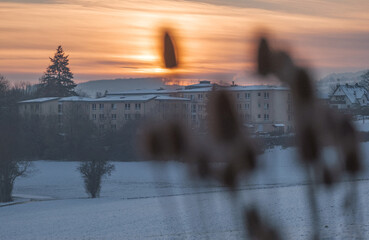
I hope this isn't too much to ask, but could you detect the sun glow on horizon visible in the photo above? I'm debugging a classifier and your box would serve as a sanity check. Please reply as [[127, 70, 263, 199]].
[[0, 0, 368, 84]]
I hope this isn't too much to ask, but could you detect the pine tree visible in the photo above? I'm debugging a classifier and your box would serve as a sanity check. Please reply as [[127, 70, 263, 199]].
[[39, 46, 76, 97]]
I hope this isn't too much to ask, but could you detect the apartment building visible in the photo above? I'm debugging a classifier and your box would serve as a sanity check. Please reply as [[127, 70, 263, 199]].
[[19, 81, 293, 134]]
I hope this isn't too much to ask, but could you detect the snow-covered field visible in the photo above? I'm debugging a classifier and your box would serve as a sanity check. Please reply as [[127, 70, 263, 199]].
[[1, 145, 369, 239], [354, 119, 369, 132]]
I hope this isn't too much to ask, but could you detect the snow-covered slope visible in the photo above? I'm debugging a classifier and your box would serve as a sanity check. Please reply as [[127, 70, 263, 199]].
[[1, 144, 369, 239], [316, 69, 368, 96]]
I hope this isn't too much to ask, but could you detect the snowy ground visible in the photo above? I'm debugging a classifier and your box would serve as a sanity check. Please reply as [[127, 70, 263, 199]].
[[1, 145, 369, 239], [354, 119, 369, 132]]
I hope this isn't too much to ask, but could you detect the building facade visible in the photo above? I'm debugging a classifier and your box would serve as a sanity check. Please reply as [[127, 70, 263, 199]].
[[19, 82, 293, 134]]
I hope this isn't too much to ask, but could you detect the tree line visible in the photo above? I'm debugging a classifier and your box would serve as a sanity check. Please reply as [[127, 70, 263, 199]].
[[0, 46, 139, 202]]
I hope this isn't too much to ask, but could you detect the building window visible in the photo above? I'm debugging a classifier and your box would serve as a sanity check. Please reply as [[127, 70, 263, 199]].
[[99, 104, 104, 110], [245, 103, 250, 109], [258, 103, 261, 108], [245, 93, 250, 99], [264, 114, 269, 120], [125, 103, 130, 110], [58, 104, 62, 113], [99, 124, 104, 129], [192, 104, 196, 113], [258, 92, 261, 97], [258, 114, 261, 119], [92, 104, 96, 110], [111, 114, 117, 120], [135, 103, 141, 110], [125, 114, 131, 120], [111, 124, 116, 130], [264, 103, 269, 110], [264, 92, 269, 99], [135, 113, 141, 120], [92, 114, 96, 120], [237, 93, 240, 99], [111, 103, 117, 110], [99, 114, 104, 120]]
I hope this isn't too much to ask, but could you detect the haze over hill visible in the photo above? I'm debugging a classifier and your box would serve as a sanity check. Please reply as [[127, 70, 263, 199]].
[[75, 69, 369, 98], [316, 69, 369, 96], [76, 78, 167, 97]]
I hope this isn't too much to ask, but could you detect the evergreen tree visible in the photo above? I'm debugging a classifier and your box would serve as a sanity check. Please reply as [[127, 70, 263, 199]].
[[39, 46, 76, 97]]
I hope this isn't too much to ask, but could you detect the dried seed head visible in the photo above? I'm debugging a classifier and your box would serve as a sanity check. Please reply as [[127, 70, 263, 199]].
[[196, 152, 211, 179], [245, 207, 281, 240], [222, 162, 237, 189], [239, 145, 257, 172], [339, 116, 355, 139], [257, 37, 272, 75], [144, 129, 164, 159], [294, 68, 314, 105], [167, 122, 187, 157], [300, 124, 319, 163], [163, 32, 177, 68], [272, 50, 295, 83], [245, 208, 261, 237], [345, 150, 361, 174], [323, 167, 334, 187], [208, 91, 240, 142]]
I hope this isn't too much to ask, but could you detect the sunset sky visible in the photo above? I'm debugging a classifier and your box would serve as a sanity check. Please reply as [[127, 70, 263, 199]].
[[0, 0, 368, 85]]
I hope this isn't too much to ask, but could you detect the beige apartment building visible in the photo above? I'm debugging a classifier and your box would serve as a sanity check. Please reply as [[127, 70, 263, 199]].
[[19, 81, 293, 134]]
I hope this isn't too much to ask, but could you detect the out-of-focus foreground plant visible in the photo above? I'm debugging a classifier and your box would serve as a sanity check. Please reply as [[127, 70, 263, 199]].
[[142, 31, 363, 240]]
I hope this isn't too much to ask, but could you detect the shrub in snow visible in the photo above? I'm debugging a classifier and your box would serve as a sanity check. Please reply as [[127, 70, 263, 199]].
[[78, 147, 115, 198]]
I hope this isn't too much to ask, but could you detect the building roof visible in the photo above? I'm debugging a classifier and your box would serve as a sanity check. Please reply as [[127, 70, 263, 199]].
[[225, 85, 289, 91], [106, 89, 176, 96], [155, 96, 190, 101], [19, 97, 59, 103], [58, 96, 92, 102], [92, 95, 158, 102], [333, 84, 368, 104], [184, 81, 214, 89]]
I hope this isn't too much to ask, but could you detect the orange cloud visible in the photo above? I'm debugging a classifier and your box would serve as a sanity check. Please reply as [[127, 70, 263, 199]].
[[0, 0, 368, 84]]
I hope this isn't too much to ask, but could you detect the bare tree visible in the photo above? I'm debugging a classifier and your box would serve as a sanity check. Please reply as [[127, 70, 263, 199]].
[[78, 146, 114, 198], [0, 75, 30, 202]]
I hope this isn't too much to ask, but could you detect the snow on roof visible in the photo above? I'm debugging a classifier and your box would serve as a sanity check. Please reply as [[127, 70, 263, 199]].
[[184, 83, 214, 89], [273, 124, 285, 127], [90, 95, 158, 102], [107, 89, 175, 96], [155, 96, 190, 101], [105, 84, 289, 96], [19, 97, 59, 103], [178, 87, 214, 93], [58, 96, 92, 102], [333, 85, 368, 104], [225, 85, 289, 91]]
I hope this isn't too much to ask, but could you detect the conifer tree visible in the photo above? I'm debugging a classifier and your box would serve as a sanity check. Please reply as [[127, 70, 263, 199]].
[[39, 46, 76, 97]]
